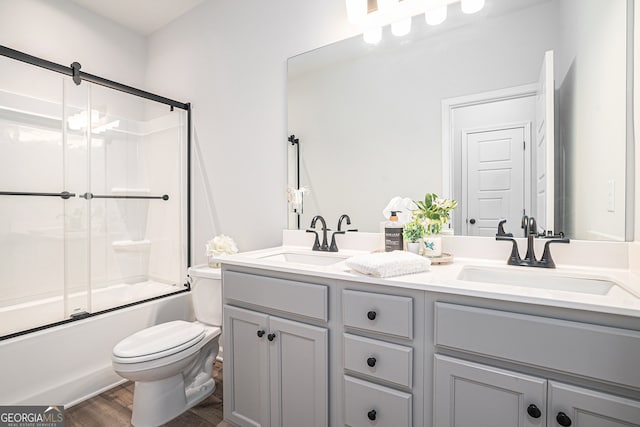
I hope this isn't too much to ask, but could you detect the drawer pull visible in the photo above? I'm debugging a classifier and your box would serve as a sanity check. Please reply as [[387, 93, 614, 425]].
[[366, 357, 377, 367], [267, 333, 276, 342], [257, 330, 265, 338], [367, 310, 377, 320], [527, 404, 541, 418], [367, 409, 376, 421], [556, 412, 572, 426]]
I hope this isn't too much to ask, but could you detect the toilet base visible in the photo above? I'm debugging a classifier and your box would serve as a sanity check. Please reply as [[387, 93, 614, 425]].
[[132, 374, 188, 427], [128, 333, 220, 426]]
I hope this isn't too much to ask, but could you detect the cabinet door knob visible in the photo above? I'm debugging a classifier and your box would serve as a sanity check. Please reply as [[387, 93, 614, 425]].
[[367, 409, 376, 421], [366, 357, 377, 367], [367, 310, 377, 320], [556, 412, 572, 426], [267, 333, 276, 341], [469, 218, 476, 224], [526, 404, 542, 418], [257, 330, 265, 338]]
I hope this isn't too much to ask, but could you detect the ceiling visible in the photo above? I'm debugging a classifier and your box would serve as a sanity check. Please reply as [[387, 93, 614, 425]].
[[70, 0, 205, 35]]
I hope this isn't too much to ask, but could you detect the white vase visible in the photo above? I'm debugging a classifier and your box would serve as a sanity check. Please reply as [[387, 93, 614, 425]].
[[407, 242, 420, 254], [422, 235, 442, 257]]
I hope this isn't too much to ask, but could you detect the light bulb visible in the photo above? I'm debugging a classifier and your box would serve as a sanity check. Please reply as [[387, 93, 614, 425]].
[[461, 0, 485, 14], [363, 26, 382, 44], [425, 5, 447, 26], [391, 17, 412, 37]]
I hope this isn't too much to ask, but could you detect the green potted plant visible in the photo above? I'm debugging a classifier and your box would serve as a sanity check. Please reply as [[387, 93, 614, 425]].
[[403, 220, 425, 254], [413, 193, 457, 257]]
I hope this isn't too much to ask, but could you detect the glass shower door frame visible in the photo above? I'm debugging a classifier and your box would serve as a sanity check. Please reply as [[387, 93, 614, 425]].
[[0, 44, 192, 340]]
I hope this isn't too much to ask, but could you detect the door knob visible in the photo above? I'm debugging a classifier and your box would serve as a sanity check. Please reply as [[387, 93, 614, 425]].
[[469, 218, 476, 224], [556, 412, 572, 426], [526, 404, 541, 418], [257, 330, 265, 338], [267, 333, 276, 341]]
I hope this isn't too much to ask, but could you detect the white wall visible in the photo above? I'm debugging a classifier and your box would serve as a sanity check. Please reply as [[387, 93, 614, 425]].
[[0, 0, 147, 87], [144, 0, 356, 263]]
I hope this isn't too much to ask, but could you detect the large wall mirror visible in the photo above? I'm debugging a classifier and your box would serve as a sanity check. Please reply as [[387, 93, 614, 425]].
[[287, 0, 634, 241]]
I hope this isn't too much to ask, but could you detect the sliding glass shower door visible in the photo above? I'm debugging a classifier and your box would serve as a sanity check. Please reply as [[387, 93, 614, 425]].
[[0, 53, 189, 338]]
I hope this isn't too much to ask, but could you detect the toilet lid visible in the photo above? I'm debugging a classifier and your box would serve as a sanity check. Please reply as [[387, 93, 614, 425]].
[[113, 320, 205, 362]]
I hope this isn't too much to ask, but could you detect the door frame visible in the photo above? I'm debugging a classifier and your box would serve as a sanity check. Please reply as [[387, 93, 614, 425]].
[[460, 122, 532, 235], [442, 84, 537, 232]]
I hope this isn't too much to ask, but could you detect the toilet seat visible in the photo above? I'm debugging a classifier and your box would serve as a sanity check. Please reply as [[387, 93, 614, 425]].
[[113, 320, 205, 364]]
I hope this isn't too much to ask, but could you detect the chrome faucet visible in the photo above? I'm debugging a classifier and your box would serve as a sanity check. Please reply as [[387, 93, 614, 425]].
[[307, 215, 329, 251], [496, 217, 570, 268]]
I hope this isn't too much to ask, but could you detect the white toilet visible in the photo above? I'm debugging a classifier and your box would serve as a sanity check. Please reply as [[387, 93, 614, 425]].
[[112, 266, 222, 427]]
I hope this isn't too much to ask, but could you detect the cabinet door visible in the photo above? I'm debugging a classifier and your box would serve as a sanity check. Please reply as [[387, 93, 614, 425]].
[[548, 381, 640, 427], [434, 355, 547, 427], [224, 305, 270, 427], [269, 316, 328, 427]]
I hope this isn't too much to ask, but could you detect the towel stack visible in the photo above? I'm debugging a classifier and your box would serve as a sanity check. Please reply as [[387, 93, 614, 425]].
[[346, 251, 431, 278]]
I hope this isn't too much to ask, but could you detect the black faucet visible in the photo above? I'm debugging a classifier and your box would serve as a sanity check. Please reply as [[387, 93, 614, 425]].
[[496, 217, 570, 268], [330, 214, 360, 251], [337, 214, 358, 232], [307, 215, 329, 251]]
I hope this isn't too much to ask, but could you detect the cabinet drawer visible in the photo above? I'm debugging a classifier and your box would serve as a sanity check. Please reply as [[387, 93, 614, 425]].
[[224, 271, 328, 321], [344, 375, 412, 427], [435, 302, 640, 389], [344, 333, 413, 388], [343, 290, 413, 339]]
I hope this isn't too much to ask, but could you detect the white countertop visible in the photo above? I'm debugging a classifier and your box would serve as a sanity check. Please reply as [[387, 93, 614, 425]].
[[215, 245, 640, 319]]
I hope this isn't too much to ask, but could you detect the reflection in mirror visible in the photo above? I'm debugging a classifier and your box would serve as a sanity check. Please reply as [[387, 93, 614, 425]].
[[287, 0, 631, 241]]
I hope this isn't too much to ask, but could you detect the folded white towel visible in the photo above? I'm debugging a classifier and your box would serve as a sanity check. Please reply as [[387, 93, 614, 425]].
[[346, 251, 431, 278]]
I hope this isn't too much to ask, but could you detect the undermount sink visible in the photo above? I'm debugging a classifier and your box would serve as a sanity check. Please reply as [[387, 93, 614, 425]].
[[457, 266, 618, 295], [258, 251, 349, 266]]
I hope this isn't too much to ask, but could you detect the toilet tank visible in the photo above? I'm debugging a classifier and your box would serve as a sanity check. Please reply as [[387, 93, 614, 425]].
[[187, 265, 222, 326]]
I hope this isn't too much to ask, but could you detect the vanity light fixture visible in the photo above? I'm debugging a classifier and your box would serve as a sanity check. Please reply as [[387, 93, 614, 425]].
[[461, 0, 485, 14], [425, 5, 447, 25], [345, 0, 484, 44]]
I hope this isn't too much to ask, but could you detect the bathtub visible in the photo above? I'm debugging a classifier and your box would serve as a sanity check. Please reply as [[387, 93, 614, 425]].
[[0, 284, 193, 406], [0, 280, 186, 338]]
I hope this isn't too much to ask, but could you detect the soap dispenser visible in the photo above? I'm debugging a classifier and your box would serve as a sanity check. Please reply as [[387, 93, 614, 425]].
[[384, 211, 403, 252]]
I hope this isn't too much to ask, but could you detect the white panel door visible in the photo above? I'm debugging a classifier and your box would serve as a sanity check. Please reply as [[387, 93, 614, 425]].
[[223, 305, 270, 427], [548, 382, 640, 427], [434, 355, 547, 427], [464, 126, 527, 236], [535, 50, 555, 233], [269, 316, 328, 427]]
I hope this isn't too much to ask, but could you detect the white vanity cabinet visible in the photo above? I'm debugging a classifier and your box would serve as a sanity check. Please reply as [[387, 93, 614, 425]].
[[223, 271, 328, 427], [433, 302, 640, 427]]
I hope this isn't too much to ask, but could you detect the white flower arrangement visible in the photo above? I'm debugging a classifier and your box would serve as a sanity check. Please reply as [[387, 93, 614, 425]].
[[206, 234, 238, 258]]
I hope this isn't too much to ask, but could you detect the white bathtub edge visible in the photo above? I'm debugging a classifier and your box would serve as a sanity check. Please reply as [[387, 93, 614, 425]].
[[0, 291, 193, 406]]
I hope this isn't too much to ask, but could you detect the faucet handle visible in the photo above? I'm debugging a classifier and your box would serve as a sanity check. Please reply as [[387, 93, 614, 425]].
[[496, 219, 513, 237], [496, 235, 522, 265], [306, 229, 321, 251], [539, 237, 570, 268], [329, 230, 346, 252]]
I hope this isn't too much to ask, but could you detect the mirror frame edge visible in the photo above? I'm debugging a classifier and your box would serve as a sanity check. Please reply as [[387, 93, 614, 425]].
[[626, 0, 635, 241]]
